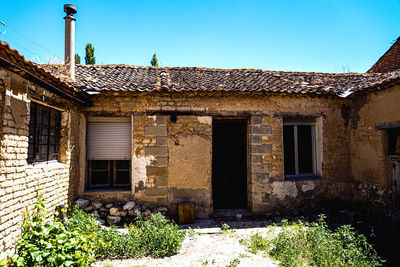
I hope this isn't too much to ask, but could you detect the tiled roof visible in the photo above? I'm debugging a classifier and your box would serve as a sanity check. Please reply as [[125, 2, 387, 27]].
[[0, 41, 89, 104], [42, 64, 400, 96], [368, 37, 400, 74]]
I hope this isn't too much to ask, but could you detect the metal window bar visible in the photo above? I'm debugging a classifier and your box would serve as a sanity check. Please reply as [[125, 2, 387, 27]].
[[28, 103, 61, 165]]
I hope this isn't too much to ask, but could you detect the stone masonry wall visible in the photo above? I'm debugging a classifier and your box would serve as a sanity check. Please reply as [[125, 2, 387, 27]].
[[0, 69, 80, 258], [82, 91, 389, 217]]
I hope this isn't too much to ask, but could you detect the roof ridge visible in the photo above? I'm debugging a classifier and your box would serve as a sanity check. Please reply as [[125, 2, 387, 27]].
[[70, 63, 372, 76]]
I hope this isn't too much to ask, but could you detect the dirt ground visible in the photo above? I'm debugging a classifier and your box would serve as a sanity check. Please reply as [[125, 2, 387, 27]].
[[95, 219, 278, 267]]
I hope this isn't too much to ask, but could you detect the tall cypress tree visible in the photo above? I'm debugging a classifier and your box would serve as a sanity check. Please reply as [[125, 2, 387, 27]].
[[85, 43, 95, 65], [150, 53, 159, 67], [75, 53, 81, 64]]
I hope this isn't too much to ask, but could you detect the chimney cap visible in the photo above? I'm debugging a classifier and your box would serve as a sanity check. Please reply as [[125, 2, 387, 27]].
[[64, 4, 77, 16]]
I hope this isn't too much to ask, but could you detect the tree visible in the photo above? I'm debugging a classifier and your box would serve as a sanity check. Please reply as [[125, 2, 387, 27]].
[[85, 43, 95, 65], [150, 53, 159, 67], [75, 53, 81, 64]]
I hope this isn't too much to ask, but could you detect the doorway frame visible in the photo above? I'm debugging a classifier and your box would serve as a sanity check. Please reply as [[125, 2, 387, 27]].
[[211, 116, 250, 212]]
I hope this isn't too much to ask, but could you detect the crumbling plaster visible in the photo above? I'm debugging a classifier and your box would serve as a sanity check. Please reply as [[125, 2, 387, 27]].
[[83, 91, 364, 216], [350, 85, 400, 192]]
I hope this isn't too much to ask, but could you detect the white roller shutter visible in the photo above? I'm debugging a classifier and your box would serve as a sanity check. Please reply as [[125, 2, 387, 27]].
[[87, 118, 131, 160]]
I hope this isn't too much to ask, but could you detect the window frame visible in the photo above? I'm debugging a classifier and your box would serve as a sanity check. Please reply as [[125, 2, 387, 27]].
[[28, 102, 61, 165], [85, 117, 132, 191], [283, 119, 318, 179], [87, 159, 131, 190]]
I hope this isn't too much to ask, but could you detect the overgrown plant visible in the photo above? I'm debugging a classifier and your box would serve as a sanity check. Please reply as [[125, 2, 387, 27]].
[[8, 194, 94, 267], [67, 206, 140, 259], [243, 215, 384, 267], [68, 206, 185, 259], [129, 213, 186, 257]]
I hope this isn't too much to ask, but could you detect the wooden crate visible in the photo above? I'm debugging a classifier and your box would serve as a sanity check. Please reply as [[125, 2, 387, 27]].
[[178, 202, 194, 224]]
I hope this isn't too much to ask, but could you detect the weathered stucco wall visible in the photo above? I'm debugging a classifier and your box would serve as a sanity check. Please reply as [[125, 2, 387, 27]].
[[348, 85, 400, 204], [0, 69, 80, 258], [167, 115, 212, 218], [82, 91, 368, 216]]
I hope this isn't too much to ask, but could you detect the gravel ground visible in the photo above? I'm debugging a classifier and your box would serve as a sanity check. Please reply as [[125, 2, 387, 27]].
[[95, 219, 278, 267]]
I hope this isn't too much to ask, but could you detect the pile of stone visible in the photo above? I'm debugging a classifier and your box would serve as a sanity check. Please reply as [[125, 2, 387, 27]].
[[74, 198, 168, 226]]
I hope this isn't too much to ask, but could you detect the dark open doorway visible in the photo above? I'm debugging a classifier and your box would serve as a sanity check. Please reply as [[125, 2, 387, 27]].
[[212, 118, 248, 209]]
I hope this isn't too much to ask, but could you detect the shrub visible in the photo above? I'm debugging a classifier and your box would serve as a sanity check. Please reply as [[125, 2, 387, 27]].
[[68, 206, 185, 259], [244, 215, 384, 267], [67, 206, 140, 259], [7, 200, 185, 265], [8, 195, 94, 267], [129, 213, 186, 257]]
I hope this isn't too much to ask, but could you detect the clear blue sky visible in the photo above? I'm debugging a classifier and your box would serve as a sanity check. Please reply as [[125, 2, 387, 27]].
[[1, 0, 399, 73]]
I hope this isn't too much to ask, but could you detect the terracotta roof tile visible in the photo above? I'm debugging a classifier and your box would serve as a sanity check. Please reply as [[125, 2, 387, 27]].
[[0, 41, 89, 104], [42, 64, 400, 96], [368, 37, 400, 73]]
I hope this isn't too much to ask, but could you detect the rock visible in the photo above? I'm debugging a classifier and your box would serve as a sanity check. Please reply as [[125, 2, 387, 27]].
[[151, 207, 158, 213], [92, 201, 103, 210], [75, 198, 90, 208], [84, 205, 94, 213], [107, 215, 121, 225], [91, 210, 100, 218], [96, 218, 106, 225], [157, 207, 168, 213], [123, 201, 136, 211], [105, 203, 114, 209], [109, 207, 127, 217], [143, 209, 151, 217], [128, 208, 141, 217], [99, 207, 108, 217]]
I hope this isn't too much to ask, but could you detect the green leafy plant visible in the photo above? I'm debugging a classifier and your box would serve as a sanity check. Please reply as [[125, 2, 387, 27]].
[[243, 215, 384, 267], [129, 213, 185, 257], [68, 206, 185, 259], [67, 206, 140, 259], [8, 194, 94, 267], [226, 258, 240, 267], [241, 232, 269, 254], [220, 223, 235, 234]]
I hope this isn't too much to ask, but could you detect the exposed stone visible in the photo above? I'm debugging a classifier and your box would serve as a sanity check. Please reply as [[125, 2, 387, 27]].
[[91, 210, 100, 218], [84, 205, 93, 213], [157, 207, 168, 213], [128, 208, 140, 217], [109, 207, 127, 217], [99, 207, 108, 217], [75, 198, 90, 208], [107, 215, 121, 225], [96, 218, 106, 225], [92, 201, 103, 210], [105, 203, 114, 209], [123, 201, 136, 211], [143, 209, 151, 217]]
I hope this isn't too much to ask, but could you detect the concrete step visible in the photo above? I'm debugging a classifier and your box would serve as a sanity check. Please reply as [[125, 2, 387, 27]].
[[213, 209, 252, 221]]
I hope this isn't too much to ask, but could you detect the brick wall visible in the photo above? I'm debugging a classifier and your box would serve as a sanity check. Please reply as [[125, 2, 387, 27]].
[[0, 69, 80, 258]]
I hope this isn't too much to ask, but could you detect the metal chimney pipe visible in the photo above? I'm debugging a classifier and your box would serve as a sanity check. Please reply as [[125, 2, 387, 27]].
[[64, 4, 77, 81]]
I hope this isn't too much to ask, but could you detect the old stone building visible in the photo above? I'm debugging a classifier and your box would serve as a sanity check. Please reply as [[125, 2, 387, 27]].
[[0, 41, 89, 256], [2, 5, 400, 258]]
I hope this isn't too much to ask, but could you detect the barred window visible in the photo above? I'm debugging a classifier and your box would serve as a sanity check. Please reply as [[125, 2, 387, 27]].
[[27, 102, 61, 164]]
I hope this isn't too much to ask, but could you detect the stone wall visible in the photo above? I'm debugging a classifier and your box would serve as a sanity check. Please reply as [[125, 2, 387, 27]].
[[0, 69, 80, 258], [81, 91, 379, 217]]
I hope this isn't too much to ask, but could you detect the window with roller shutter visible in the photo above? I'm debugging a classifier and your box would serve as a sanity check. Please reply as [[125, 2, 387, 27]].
[[86, 117, 131, 190]]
